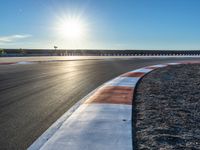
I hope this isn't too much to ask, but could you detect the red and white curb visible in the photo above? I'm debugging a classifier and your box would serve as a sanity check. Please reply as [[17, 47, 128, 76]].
[[28, 61, 199, 150]]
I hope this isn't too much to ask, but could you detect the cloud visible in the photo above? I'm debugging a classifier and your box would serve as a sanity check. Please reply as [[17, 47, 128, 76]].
[[0, 34, 32, 44]]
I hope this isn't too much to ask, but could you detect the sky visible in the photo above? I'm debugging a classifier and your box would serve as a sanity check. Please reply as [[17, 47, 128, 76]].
[[1, 0, 200, 50]]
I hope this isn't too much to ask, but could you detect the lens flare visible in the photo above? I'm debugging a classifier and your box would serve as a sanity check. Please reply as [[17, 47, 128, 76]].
[[56, 16, 86, 40]]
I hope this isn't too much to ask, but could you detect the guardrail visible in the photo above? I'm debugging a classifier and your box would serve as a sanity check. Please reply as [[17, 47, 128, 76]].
[[1, 49, 200, 57]]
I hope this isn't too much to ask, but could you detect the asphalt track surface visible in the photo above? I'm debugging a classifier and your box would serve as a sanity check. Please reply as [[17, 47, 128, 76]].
[[0, 57, 200, 150]]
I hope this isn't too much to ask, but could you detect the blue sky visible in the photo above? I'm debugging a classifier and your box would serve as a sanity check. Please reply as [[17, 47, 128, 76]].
[[1, 0, 200, 50]]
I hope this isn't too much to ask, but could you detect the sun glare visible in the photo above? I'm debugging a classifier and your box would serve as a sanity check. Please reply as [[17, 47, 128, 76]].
[[56, 17, 85, 40]]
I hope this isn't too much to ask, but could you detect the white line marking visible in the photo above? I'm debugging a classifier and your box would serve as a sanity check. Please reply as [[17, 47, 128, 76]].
[[39, 104, 132, 150], [130, 68, 153, 73], [149, 64, 167, 68], [167, 63, 181, 65], [105, 77, 140, 88]]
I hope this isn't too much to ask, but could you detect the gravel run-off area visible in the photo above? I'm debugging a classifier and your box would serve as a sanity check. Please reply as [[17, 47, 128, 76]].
[[134, 64, 200, 150]]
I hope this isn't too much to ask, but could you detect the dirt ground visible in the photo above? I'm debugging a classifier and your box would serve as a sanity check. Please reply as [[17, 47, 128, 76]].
[[134, 64, 200, 150]]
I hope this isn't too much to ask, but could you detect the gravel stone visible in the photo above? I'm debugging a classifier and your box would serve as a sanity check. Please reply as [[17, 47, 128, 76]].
[[134, 64, 200, 150]]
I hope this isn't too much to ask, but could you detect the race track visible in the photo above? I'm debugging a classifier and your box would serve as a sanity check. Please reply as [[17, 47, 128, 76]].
[[0, 57, 199, 149]]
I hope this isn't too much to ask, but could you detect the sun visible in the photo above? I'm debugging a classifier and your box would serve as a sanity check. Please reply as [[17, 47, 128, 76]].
[[56, 17, 85, 40]]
